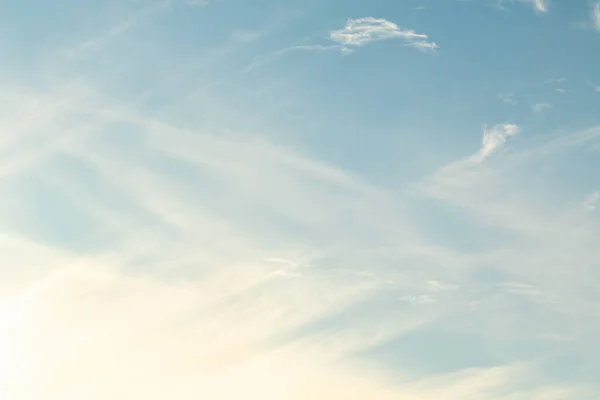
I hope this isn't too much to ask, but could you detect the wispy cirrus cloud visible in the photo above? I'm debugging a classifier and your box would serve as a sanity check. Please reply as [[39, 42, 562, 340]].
[[495, 0, 550, 13], [532, 102, 552, 113], [329, 17, 439, 52], [498, 92, 518, 105], [593, 1, 600, 31], [473, 123, 520, 163], [584, 191, 600, 210]]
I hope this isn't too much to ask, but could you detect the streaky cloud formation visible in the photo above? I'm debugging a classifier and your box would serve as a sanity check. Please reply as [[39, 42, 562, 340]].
[[1, 0, 600, 398], [593, 1, 600, 31], [329, 17, 439, 51]]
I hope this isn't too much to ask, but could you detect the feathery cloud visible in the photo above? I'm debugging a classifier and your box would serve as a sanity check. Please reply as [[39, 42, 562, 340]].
[[584, 191, 600, 210], [531, 0, 550, 13], [593, 1, 600, 31], [329, 17, 439, 52], [532, 103, 552, 113], [496, 0, 550, 13], [498, 92, 518, 105], [472, 123, 519, 163]]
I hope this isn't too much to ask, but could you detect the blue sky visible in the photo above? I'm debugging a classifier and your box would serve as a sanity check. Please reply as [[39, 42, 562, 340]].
[[0, 0, 600, 398]]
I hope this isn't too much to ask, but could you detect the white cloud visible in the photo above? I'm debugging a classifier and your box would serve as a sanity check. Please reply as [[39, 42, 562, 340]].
[[1, 6, 600, 398], [593, 1, 600, 31], [473, 123, 519, 163], [1, 89, 590, 398], [498, 92, 518, 105], [531, 0, 550, 13], [496, 0, 550, 13], [584, 191, 600, 210], [329, 17, 439, 51], [532, 102, 552, 113]]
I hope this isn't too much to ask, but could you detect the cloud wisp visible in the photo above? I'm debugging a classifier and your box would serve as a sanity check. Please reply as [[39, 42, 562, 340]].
[[472, 123, 520, 163], [531, 0, 550, 13], [495, 0, 550, 13], [329, 17, 439, 52], [584, 191, 600, 210], [593, 1, 600, 31], [498, 92, 518, 105], [532, 102, 552, 113]]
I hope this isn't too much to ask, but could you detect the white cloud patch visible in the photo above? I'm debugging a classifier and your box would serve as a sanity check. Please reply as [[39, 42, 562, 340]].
[[473, 123, 520, 163], [584, 191, 600, 210], [496, 0, 550, 13], [593, 1, 600, 31], [186, 0, 211, 5], [498, 92, 518, 105], [531, 0, 550, 13], [532, 102, 552, 113], [329, 17, 439, 52]]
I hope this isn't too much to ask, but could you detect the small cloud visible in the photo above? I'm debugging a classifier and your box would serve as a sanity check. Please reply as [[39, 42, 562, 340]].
[[556, 88, 567, 93], [264, 258, 299, 267], [186, 0, 211, 5], [399, 294, 436, 305], [594, 1, 600, 31], [425, 280, 458, 292], [329, 17, 438, 52], [532, 0, 550, 13], [583, 191, 600, 210], [549, 77, 566, 84], [498, 92, 518, 105], [415, 6, 426, 10], [532, 103, 552, 113], [471, 124, 520, 163], [241, 44, 351, 73], [497, 0, 550, 13], [496, 282, 543, 296]]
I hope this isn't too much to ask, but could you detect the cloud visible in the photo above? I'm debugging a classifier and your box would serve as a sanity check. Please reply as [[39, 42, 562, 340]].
[[473, 123, 520, 163], [186, 0, 211, 5], [329, 17, 439, 52], [531, 0, 550, 13], [241, 44, 351, 73], [1, 89, 591, 398], [532, 102, 552, 113], [584, 191, 600, 210], [495, 0, 550, 13], [593, 1, 600, 31], [498, 92, 518, 105]]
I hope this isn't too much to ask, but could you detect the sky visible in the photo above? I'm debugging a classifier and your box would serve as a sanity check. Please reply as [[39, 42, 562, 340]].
[[0, 0, 600, 398]]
